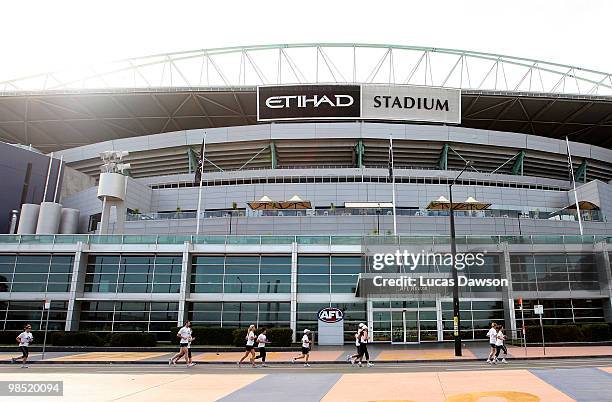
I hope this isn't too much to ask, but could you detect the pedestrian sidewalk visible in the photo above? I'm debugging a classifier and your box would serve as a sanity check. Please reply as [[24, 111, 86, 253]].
[[3, 344, 612, 364]]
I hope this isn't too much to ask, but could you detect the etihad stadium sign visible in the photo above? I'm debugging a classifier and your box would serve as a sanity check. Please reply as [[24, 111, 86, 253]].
[[257, 84, 461, 124]]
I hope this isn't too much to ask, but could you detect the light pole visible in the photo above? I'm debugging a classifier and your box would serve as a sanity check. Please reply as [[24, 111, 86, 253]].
[[449, 160, 472, 357]]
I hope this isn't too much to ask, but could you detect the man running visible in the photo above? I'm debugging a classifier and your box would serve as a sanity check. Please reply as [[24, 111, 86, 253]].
[[169, 321, 191, 366], [292, 329, 311, 367], [12, 324, 33, 368], [494, 325, 508, 364], [238, 324, 257, 367], [486, 322, 497, 364], [254, 327, 271, 367]]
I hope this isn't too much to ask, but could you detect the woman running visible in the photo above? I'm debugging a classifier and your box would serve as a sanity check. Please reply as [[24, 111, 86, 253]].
[[12, 324, 33, 368], [187, 331, 196, 367], [254, 327, 271, 367], [292, 329, 312, 367], [169, 321, 192, 366], [494, 325, 508, 364], [348, 323, 364, 365], [359, 324, 373, 367], [237, 324, 257, 367], [486, 322, 497, 364]]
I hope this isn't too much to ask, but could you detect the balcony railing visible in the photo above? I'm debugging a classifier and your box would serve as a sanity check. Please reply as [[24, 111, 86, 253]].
[[0, 234, 609, 246], [125, 208, 603, 222]]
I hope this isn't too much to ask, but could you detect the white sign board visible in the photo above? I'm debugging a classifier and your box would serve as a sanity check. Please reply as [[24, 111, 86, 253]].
[[361, 84, 461, 124], [317, 307, 344, 346], [44, 300, 51, 310], [534, 304, 544, 315]]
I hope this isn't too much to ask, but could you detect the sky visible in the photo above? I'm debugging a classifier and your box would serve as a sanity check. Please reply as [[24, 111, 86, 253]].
[[1, 0, 611, 82]]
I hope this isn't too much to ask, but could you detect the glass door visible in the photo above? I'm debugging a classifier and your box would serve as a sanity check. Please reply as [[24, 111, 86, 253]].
[[391, 309, 420, 344], [391, 311, 405, 343]]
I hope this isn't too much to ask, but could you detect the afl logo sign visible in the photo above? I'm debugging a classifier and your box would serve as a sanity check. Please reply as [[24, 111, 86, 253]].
[[318, 307, 344, 323]]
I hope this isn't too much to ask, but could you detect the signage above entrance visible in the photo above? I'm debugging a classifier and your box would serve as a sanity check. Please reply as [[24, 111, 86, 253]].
[[257, 84, 461, 124]]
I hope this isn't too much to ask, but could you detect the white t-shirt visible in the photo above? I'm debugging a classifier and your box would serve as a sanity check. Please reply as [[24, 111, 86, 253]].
[[487, 328, 497, 344], [495, 331, 505, 346], [301, 334, 310, 348], [257, 334, 267, 348], [178, 327, 191, 344], [354, 331, 361, 346], [18, 332, 33, 347], [246, 331, 255, 346]]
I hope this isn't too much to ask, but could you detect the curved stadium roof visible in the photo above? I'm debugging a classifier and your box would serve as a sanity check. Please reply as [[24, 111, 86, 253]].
[[0, 43, 611, 152]]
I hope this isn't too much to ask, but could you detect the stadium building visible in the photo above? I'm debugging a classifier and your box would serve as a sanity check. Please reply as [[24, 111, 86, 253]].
[[0, 44, 610, 343]]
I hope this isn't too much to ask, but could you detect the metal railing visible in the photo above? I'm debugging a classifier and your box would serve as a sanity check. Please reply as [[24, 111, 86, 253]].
[[0, 234, 609, 246], [125, 208, 603, 222]]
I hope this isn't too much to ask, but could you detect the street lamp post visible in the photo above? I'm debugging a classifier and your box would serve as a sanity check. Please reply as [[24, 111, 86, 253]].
[[449, 161, 472, 357]]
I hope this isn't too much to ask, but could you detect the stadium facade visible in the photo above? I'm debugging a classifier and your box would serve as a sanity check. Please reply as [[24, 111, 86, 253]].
[[0, 44, 610, 343]]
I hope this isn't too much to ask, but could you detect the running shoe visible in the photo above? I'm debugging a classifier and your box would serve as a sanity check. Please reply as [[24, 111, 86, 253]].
[[346, 354, 352, 362], [486, 359, 492, 364], [187, 363, 196, 367], [262, 364, 268, 367], [292, 358, 296, 364], [21, 365, 28, 368], [358, 362, 362, 367], [502, 358, 507, 364], [367, 362, 374, 367], [304, 363, 310, 367]]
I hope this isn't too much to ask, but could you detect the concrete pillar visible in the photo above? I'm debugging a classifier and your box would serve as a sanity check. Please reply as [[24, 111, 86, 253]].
[[500, 242, 517, 338], [177, 241, 192, 326], [290, 241, 298, 342], [65, 241, 87, 331]]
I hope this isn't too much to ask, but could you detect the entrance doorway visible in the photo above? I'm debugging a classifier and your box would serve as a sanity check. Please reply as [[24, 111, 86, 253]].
[[391, 309, 419, 343], [388, 307, 437, 344]]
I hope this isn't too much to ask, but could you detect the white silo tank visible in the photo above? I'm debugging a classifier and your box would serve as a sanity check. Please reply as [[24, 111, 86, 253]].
[[36, 202, 62, 234], [59, 208, 80, 234], [16, 204, 40, 234]]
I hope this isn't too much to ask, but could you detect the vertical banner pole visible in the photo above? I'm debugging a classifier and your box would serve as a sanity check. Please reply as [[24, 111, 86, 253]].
[[565, 137, 583, 235], [389, 134, 397, 236], [43, 152, 54, 202], [195, 133, 207, 236]]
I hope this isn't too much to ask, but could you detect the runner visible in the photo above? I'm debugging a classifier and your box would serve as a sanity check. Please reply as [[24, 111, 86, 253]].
[[494, 325, 508, 364], [237, 324, 257, 367], [12, 324, 33, 368], [360, 324, 373, 367], [169, 321, 191, 366], [254, 327, 271, 367], [187, 330, 196, 367], [486, 322, 497, 364], [292, 329, 311, 367], [347, 323, 364, 365]]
